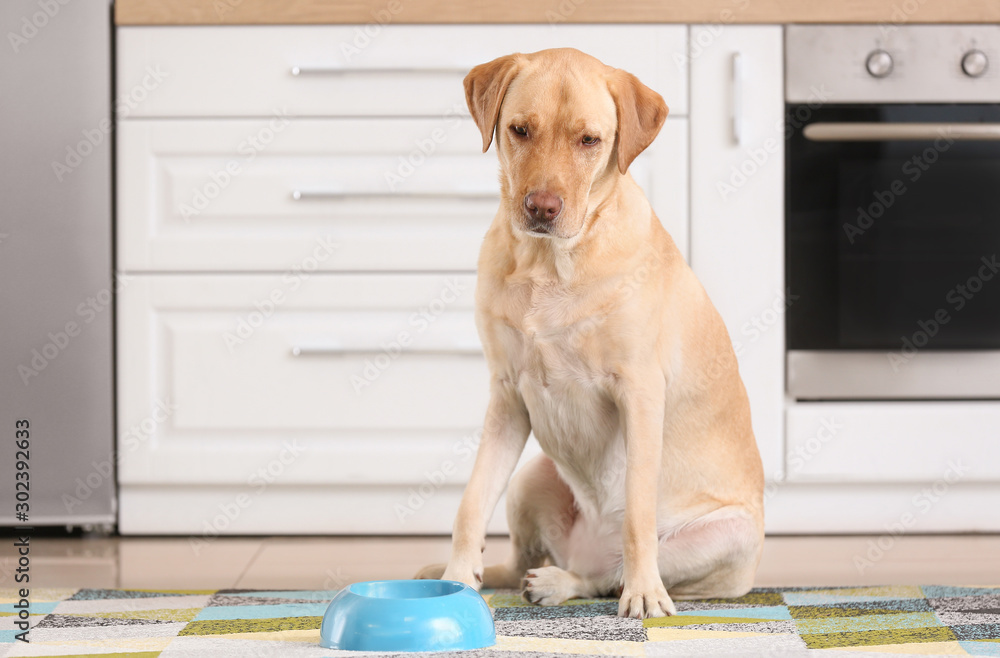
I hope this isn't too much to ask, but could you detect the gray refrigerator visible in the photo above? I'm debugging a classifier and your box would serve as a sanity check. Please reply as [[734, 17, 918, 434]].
[[1, 0, 116, 529]]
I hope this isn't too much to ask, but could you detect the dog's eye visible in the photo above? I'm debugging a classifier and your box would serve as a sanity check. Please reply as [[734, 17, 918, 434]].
[[581, 135, 600, 146], [510, 125, 528, 137]]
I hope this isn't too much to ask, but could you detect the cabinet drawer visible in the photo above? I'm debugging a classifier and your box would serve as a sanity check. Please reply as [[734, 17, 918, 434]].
[[118, 118, 689, 271], [117, 274, 492, 485], [785, 402, 996, 482], [117, 25, 688, 118], [118, 118, 492, 271]]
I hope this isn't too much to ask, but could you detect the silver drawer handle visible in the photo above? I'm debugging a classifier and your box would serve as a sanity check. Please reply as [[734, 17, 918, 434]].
[[291, 65, 470, 76], [291, 190, 497, 201], [731, 52, 743, 146], [804, 122, 1000, 141], [291, 346, 482, 357]]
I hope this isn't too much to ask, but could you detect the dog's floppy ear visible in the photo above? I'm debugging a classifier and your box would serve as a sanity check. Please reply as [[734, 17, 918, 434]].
[[609, 70, 669, 174], [464, 54, 521, 153]]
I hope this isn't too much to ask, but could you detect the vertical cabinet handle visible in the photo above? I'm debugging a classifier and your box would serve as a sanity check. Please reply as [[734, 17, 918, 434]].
[[731, 52, 744, 146]]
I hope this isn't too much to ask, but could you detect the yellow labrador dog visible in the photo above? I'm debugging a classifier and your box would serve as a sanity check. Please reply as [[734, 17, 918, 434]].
[[417, 48, 764, 619]]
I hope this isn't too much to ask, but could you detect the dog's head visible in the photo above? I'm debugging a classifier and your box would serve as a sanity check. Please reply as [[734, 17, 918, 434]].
[[465, 48, 668, 240]]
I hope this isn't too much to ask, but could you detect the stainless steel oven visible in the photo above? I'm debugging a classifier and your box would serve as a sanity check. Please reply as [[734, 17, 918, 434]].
[[785, 25, 1000, 400]]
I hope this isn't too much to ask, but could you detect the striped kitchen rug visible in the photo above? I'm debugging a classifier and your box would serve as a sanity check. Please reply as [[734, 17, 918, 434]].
[[2, 585, 999, 656]]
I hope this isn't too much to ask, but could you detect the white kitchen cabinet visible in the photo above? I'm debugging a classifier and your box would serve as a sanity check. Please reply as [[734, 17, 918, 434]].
[[118, 118, 495, 272], [116, 25, 688, 534], [115, 23, 1000, 536], [762, 481, 1000, 534], [116, 273, 548, 534], [117, 25, 688, 118], [690, 26, 785, 482], [117, 118, 688, 271], [117, 273, 486, 486], [786, 402, 998, 483]]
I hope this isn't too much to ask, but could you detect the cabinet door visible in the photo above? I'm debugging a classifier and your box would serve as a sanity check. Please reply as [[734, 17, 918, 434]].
[[786, 401, 1000, 483], [690, 26, 785, 480], [118, 274, 489, 484], [117, 273, 541, 534]]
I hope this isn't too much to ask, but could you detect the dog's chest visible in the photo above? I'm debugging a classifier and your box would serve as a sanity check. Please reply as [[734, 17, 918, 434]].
[[504, 281, 611, 391], [495, 281, 627, 508]]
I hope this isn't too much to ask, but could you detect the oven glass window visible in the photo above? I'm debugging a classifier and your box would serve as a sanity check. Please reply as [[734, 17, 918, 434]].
[[786, 104, 1000, 350]]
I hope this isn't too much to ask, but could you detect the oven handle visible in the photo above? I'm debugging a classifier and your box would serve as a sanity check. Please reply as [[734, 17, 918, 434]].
[[803, 122, 1000, 141]]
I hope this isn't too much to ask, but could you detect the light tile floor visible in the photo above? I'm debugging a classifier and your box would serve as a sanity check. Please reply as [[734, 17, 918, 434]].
[[2, 534, 998, 590]]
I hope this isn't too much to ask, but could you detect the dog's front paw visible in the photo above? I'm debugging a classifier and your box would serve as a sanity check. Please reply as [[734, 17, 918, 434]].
[[441, 562, 484, 591], [618, 577, 676, 618], [522, 566, 574, 606], [414, 563, 447, 580]]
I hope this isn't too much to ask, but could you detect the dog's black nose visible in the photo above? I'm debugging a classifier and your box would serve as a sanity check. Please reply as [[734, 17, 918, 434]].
[[524, 192, 563, 223]]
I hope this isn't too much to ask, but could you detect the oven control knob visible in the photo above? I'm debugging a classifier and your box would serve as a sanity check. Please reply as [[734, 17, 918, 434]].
[[865, 50, 894, 78], [962, 49, 989, 77]]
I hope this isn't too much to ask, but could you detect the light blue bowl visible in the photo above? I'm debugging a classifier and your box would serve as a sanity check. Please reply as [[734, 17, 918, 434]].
[[319, 579, 496, 652]]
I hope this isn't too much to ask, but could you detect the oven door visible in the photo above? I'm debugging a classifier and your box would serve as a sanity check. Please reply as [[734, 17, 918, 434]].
[[786, 104, 1000, 399]]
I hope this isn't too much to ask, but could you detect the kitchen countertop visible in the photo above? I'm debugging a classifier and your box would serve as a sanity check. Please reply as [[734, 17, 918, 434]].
[[115, 0, 1000, 25]]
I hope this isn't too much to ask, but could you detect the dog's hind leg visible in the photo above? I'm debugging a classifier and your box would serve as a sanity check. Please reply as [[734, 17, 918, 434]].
[[419, 454, 580, 592], [480, 454, 578, 590], [659, 507, 763, 600], [490, 454, 607, 606]]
